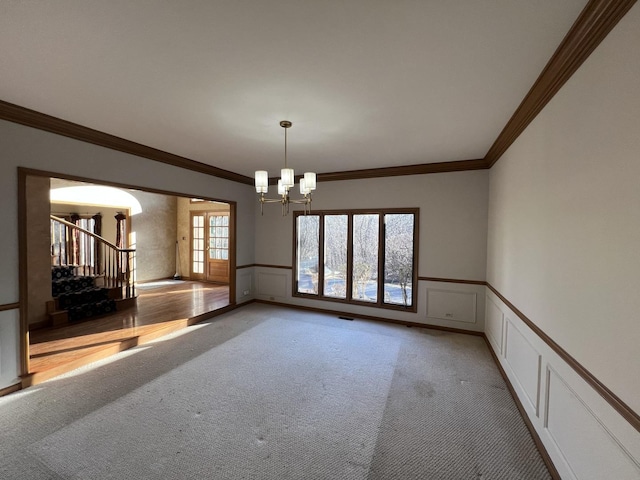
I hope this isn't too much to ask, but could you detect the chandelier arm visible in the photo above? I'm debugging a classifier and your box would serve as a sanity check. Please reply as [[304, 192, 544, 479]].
[[256, 120, 316, 216]]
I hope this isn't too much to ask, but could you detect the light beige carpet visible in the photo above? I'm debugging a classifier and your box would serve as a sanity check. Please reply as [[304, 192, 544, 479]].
[[0, 304, 551, 479]]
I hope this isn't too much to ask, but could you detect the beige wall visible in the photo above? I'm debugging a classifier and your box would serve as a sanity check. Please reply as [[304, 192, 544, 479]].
[[51, 203, 120, 246], [25, 175, 52, 327], [129, 190, 178, 283], [0, 118, 256, 388], [51, 189, 187, 283], [176, 198, 230, 279], [486, 3, 639, 413]]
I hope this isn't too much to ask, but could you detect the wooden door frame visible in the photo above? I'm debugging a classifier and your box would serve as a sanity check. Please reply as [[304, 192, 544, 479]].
[[17, 167, 237, 378], [189, 210, 232, 284], [189, 211, 235, 285]]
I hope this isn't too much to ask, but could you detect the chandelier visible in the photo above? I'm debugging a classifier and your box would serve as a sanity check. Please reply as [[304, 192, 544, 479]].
[[254, 120, 317, 215]]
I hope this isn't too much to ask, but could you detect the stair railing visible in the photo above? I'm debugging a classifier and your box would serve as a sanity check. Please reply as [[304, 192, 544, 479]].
[[50, 215, 136, 299]]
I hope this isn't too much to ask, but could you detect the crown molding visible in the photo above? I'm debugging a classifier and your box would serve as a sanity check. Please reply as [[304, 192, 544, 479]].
[[316, 159, 489, 183], [0, 100, 253, 185], [1, 98, 488, 185], [2, 0, 635, 183], [484, 0, 637, 167]]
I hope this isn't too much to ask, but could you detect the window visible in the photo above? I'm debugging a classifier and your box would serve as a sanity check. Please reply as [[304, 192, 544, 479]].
[[209, 214, 229, 260], [192, 214, 205, 274], [294, 209, 418, 311]]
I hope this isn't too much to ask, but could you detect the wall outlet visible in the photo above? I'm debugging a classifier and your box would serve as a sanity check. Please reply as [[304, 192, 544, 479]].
[[243, 290, 250, 296]]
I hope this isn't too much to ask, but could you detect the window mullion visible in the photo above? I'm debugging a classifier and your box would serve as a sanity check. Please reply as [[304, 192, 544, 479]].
[[318, 213, 325, 297], [377, 213, 385, 306], [346, 214, 354, 301]]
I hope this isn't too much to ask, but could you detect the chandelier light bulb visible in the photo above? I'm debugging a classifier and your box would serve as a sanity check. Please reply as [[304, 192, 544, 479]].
[[304, 172, 317, 191], [277, 179, 286, 196], [300, 178, 309, 195], [254, 170, 269, 193], [281, 168, 295, 188], [255, 120, 317, 216]]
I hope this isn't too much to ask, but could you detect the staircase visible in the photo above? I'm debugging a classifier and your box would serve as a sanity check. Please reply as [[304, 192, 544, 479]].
[[47, 266, 127, 325], [47, 215, 137, 327]]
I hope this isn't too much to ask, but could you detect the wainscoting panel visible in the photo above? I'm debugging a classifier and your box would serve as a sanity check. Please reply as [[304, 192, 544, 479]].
[[0, 308, 20, 390], [256, 272, 288, 299], [545, 367, 640, 480], [425, 289, 476, 324], [485, 288, 640, 480], [485, 296, 504, 355], [237, 270, 254, 302], [504, 319, 541, 416]]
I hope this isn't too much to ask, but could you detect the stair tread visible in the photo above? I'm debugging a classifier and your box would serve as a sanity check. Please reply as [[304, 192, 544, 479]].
[[48, 266, 132, 327]]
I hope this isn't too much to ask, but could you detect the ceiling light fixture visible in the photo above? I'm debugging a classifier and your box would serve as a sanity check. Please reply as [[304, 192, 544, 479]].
[[255, 120, 317, 216]]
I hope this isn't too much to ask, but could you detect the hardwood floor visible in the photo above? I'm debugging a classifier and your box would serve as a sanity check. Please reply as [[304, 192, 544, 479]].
[[26, 280, 230, 386]]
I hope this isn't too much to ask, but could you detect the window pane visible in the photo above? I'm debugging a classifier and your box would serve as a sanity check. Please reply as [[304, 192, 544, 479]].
[[352, 214, 379, 302], [384, 214, 414, 306], [297, 215, 319, 294], [323, 215, 347, 298]]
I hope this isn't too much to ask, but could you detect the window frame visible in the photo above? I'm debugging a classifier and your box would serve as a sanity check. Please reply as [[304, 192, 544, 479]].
[[292, 208, 419, 313]]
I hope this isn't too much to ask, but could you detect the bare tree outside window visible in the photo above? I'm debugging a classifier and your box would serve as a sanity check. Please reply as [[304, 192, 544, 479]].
[[294, 209, 417, 311], [353, 214, 378, 302], [384, 214, 414, 306], [324, 215, 347, 298], [296, 215, 319, 294]]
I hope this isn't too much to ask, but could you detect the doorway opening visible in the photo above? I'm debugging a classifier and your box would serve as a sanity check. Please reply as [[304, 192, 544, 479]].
[[19, 168, 237, 386], [190, 207, 230, 284]]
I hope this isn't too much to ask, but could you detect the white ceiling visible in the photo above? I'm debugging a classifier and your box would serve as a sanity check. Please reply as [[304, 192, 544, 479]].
[[0, 0, 588, 178]]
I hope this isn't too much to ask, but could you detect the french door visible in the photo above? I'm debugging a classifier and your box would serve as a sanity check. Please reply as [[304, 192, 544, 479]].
[[190, 212, 230, 283]]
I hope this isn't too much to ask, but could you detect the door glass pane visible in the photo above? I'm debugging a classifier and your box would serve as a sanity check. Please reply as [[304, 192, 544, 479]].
[[192, 215, 205, 274], [352, 214, 379, 302], [296, 215, 319, 294], [384, 213, 414, 306], [208, 215, 229, 261], [323, 215, 347, 298]]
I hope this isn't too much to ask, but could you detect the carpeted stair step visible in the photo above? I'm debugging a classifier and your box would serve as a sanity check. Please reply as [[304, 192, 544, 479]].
[[50, 266, 121, 326], [67, 299, 117, 322], [51, 265, 75, 280], [57, 287, 108, 310], [52, 276, 96, 297]]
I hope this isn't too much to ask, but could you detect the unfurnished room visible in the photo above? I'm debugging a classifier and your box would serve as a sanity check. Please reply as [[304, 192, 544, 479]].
[[0, 1, 638, 479]]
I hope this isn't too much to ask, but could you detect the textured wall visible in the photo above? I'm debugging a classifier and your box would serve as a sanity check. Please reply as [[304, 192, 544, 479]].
[[130, 191, 178, 283], [176, 198, 230, 279], [25, 175, 51, 326], [0, 118, 256, 387]]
